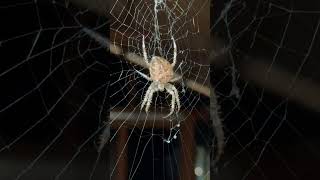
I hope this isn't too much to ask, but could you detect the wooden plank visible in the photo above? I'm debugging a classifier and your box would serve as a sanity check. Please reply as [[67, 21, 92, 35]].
[[114, 127, 128, 180], [179, 113, 196, 180]]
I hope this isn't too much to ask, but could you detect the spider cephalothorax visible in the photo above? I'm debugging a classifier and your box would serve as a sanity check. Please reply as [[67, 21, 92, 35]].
[[136, 35, 181, 117]]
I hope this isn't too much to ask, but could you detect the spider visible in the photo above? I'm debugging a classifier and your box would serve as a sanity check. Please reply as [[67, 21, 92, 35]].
[[136, 35, 181, 118]]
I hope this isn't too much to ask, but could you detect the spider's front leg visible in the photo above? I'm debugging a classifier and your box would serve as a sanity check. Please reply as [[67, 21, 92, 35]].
[[171, 35, 177, 67], [142, 35, 149, 66]]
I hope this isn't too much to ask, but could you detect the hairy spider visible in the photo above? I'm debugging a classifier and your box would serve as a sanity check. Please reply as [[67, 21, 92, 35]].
[[136, 35, 181, 118]]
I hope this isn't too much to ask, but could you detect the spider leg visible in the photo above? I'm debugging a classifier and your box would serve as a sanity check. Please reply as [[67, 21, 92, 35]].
[[146, 89, 155, 112], [172, 85, 181, 112], [141, 84, 151, 110], [145, 86, 156, 113], [142, 35, 149, 66], [135, 70, 151, 81], [164, 84, 180, 118], [163, 87, 176, 118], [171, 35, 177, 67], [141, 83, 156, 113]]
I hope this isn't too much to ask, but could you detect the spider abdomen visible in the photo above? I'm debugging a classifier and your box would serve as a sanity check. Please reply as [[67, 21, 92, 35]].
[[149, 56, 174, 84]]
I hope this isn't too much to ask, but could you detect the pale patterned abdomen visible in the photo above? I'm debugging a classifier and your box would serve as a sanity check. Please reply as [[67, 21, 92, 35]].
[[149, 57, 174, 84]]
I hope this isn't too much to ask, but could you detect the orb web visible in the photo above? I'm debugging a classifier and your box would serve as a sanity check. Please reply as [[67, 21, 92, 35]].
[[108, 1, 211, 179]]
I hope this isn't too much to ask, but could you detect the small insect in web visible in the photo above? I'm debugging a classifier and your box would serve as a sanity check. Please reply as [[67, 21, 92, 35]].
[[136, 35, 182, 118]]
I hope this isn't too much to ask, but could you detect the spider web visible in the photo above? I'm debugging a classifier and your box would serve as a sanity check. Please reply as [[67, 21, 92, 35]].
[[0, 0, 211, 179], [211, 0, 320, 179], [107, 0, 211, 179], [0, 0, 319, 180], [108, 0, 210, 139]]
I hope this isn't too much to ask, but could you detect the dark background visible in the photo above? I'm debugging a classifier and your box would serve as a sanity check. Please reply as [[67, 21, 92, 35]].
[[0, 0, 319, 180]]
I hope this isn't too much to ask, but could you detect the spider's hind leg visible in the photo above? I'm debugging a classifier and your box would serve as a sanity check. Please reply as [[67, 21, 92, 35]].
[[172, 85, 180, 112], [163, 86, 176, 118], [141, 83, 156, 113]]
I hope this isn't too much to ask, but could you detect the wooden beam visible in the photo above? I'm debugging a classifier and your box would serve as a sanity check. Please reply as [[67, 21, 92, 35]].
[[179, 113, 196, 180], [114, 127, 128, 180], [110, 110, 184, 129]]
